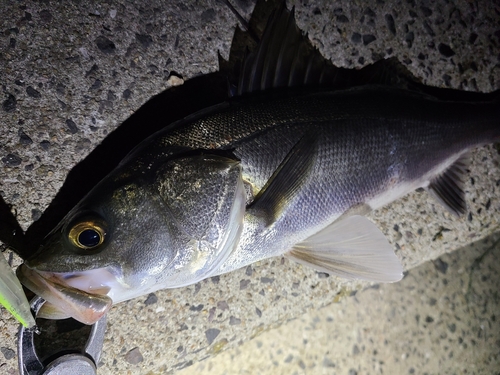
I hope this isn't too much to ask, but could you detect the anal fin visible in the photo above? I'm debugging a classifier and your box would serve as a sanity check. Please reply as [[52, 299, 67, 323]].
[[286, 215, 403, 283], [426, 153, 469, 216]]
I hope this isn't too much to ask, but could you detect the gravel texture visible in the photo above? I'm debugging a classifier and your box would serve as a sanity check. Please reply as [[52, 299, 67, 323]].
[[181, 233, 500, 375], [0, 0, 499, 374]]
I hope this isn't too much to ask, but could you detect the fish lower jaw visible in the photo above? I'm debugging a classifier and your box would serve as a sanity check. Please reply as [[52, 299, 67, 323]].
[[17, 265, 113, 325]]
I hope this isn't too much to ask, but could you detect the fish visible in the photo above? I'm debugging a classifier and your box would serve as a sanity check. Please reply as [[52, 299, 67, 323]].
[[16, 3, 499, 325]]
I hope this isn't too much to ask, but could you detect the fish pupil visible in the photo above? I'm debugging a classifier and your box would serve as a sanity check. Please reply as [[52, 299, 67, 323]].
[[78, 229, 101, 248]]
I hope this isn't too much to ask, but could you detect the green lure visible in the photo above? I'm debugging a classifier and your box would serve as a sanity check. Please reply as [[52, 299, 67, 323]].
[[0, 252, 35, 328]]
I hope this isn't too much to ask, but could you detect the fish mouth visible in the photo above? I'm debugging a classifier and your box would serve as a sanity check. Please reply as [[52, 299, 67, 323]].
[[17, 265, 113, 325]]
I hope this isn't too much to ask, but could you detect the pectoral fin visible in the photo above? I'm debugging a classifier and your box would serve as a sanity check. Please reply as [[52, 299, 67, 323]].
[[427, 153, 469, 216], [249, 132, 317, 224], [286, 215, 403, 283]]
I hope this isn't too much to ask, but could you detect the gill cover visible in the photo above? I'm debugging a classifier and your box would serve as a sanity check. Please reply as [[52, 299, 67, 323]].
[[154, 153, 246, 287]]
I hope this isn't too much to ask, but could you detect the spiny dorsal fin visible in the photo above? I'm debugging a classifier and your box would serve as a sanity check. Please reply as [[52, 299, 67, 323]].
[[237, 3, 346, 95], [287, 215, 403, 283], [227, 1, 495, 99], [231, 2, 427, 96], [426, 153, 470, 216], [248, 132, 317, 224]]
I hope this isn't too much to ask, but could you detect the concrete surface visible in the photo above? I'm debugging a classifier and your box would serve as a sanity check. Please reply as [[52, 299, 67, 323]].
[[0, 0, 499, 374], [179, 232, 500, 375]]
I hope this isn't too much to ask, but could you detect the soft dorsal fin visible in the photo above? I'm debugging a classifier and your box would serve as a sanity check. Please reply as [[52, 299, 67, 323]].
[[287, 215, 403, 283], [426, 153, 470, 216], [248, 132, 317, 224], [353, 57, 422, 89]]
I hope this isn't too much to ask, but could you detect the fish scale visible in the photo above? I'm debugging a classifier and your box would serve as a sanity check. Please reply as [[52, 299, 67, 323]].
[[143, 88, 495, 195]]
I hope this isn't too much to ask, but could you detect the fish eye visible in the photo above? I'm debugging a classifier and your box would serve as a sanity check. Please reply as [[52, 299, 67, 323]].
[[68, 219, 107, 250]]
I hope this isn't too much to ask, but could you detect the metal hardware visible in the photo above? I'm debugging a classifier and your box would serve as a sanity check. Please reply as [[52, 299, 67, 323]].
[[18, 296, 107, 375]]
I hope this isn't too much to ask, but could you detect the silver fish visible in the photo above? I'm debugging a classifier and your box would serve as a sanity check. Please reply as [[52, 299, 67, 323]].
[[17, 4, 499, 325]]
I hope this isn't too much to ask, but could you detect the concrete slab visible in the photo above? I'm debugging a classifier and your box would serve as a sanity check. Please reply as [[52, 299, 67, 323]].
[[179, 233, 500, 374], [0, 0, 499, 374]]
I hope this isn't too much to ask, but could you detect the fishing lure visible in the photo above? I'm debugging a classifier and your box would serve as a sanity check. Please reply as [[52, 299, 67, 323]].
[[0, 252, 35, 328]]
